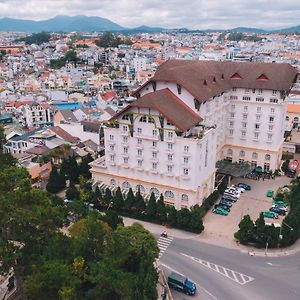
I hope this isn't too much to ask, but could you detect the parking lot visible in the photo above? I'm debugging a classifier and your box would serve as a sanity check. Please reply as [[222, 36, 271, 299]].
[[203, 176, 292, 243]]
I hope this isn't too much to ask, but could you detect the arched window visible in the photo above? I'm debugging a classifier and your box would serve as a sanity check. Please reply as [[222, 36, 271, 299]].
[[239, 150, 245, 157], [265, 154, 271, 161], [252, 152, 258, 159], [227, 148, 233, 156], [294, 117, 299, 122], [122, 181, 131, 189], [181, 194, 188, 201], [139, 115, 147, 122], [165, 191, 174, 198], [110, 179, 116, 186], [150, 188, 159, 195], [136, 184, 145, 193], [285, 116, 290, 121]]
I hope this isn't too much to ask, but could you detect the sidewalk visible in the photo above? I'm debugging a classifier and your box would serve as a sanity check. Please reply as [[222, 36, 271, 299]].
[[123, 217, 300, 258]]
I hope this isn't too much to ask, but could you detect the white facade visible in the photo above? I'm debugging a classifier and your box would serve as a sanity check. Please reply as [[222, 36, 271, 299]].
[[91, 105, 216, 209], [23, 104, 51, 128], [132, 57, 147, 72], [90, 62, 296, 209]]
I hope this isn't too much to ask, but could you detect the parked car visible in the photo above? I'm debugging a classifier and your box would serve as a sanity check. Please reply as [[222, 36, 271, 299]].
[[272, 203, 288, 212], [222, 196, 237, 203], [220, 199, 233, 207], [269, 207, 286, 216], [223, 192, 239, 199], [225, 188, 241, 195], [230, 185, 245, 193], [237, 183, 251, 190], [266, 190, 274, 197], [168, 272, 197, 295], [272, 200, 288, 207], [212, 206, 229, 216], [215, 204, 231, 212], [262, 211, 279, 219]]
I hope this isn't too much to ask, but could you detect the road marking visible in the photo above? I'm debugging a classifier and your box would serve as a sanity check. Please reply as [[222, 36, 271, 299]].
[[160, 263, 218, 300], [266, 262, 280, 267], [181, 253, 254, 285], [157, 236, 173, 258]]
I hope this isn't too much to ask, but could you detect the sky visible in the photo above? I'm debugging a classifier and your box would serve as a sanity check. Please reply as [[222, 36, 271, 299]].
[[0, 0, 299, 30]]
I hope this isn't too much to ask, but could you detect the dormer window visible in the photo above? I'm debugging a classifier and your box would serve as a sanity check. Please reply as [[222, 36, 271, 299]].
[[122, 114, 130, 120], [221, 74, 224, 80], [231, 73, 242, 79], [203, 80, 207, 86], [257, 74, 269, 81], [213, 77, 216, 83]]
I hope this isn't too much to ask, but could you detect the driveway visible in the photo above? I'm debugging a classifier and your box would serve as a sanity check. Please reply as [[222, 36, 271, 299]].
[[202, 176, 292, 245]]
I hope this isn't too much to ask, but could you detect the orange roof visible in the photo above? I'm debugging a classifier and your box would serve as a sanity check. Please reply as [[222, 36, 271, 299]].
[[287, 104, 300, 114]]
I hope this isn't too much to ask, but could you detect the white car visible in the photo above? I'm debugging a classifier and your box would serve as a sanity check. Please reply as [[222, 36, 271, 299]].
[[225, 188, 241, 196], [231, 185, 245, 193]]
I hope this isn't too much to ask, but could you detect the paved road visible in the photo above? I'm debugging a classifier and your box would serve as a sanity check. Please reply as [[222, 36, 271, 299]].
[[157, 235, 300, 300]]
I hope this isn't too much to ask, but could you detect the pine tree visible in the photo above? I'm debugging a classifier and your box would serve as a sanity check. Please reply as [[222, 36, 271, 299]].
[[156, 194, 167, 222], [254, 213, 267, 247], [167, 206, 177, 227], [65, 185, 80, 200], [146, 192, 157, 218], [104, 188, 112, 208], [46, 166, 66, 193], [124, 188, 135, 211], [135, 189, 146, 213], [234, 215, 254, 244], [112, 187, 124, 210]]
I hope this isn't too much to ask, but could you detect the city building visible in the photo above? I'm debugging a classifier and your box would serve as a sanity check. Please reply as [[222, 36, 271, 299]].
[[90, 60, 297, 209]]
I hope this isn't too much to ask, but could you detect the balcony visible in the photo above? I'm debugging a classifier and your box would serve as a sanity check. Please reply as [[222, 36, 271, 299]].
[[108, 140, 115, 145], [136, 144, 144, 150]]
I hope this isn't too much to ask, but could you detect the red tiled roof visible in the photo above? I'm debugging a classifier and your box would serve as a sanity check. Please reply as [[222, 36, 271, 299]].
[[134, 60, 298, 103], [50, 126, 79, 144], [101, 90, 117, 101], [111, 88, 202, 132]]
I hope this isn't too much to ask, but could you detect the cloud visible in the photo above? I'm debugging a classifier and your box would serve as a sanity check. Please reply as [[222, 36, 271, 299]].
[[0, 0, 299, 29]]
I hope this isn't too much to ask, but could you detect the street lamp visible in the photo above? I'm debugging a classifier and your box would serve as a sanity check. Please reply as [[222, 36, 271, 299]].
[[278, 221, 294, 248]]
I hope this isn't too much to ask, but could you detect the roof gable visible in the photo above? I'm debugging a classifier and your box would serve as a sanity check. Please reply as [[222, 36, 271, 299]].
[[111, 89, 202, 132], [230, 72, 242, 79]]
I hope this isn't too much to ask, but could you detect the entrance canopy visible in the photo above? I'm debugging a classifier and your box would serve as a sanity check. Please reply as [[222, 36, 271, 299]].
[[216, 160, 255, 178]]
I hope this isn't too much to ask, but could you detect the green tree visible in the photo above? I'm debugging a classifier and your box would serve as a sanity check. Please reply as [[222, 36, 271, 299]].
[[24, 261, 76, 300], [156, 194, 167, 222], [102, 210, 124, 230], [112, 187, 124, 210], [65, 50, 78, 66], [177, 208, 191, 229], [66, 185, 80, 200], [18, 31, 51, 45], [146, 192, 157, 218], [135, 190, 146, 213], [189, 205, 204, 233], [234, 215, 255, 244], [79, 154, 93, 179], [167, 206, 177, 227], [254, 213, 267, 247], [46, 165, 66, 193], [89, 223, 158, 299], [104, 188, 113, 208], [124, 188, 135, 211]]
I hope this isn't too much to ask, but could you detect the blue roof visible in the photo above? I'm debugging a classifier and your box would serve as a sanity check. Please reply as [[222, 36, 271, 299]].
[[54, 102, 82, 110], [11, 128, 41, 141]]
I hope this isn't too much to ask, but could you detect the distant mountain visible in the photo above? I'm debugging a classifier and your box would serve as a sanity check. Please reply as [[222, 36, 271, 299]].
[[0, 15, 299, 34], [125, 25, 165, 33], [276, 24, 300, 33], [0, 15, 124, 33], [229, 27, 266, 34]]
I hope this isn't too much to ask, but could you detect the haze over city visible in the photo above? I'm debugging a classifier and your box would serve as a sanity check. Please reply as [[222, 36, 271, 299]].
[[0, 0, 300, 29]]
